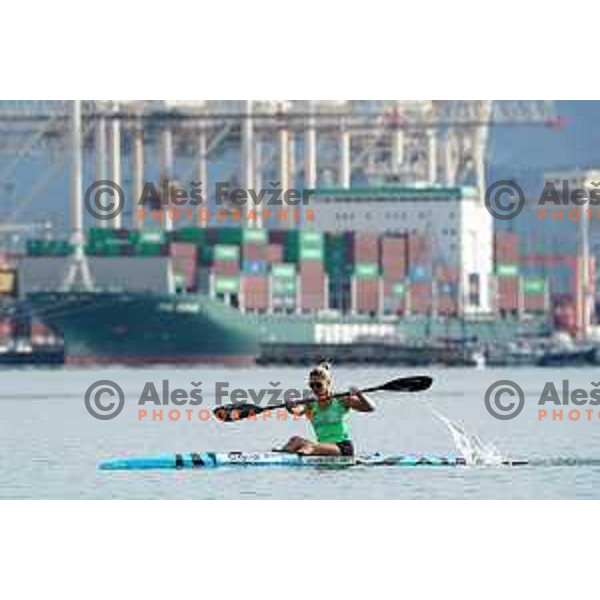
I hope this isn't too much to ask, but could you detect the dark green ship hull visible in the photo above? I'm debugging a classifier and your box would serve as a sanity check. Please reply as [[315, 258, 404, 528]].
[[26, 290, 552, 367], [27, 291, 259, 366]]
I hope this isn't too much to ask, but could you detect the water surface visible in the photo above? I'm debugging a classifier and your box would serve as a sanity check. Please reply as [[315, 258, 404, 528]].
[[1, 366, 599, 499]]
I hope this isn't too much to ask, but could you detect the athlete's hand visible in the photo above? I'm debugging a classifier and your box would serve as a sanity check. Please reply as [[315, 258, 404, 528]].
[[285, 400, 304, 415], [347, 386, 360, 401]]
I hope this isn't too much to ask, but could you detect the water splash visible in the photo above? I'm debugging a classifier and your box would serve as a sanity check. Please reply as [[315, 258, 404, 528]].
[[430, 408, 504, 466]]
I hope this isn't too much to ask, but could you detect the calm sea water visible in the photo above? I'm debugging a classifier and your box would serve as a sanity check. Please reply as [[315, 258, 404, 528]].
[[1, 366, 600, 499]]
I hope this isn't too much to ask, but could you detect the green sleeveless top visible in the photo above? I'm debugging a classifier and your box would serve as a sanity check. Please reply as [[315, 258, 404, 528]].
[[308, 397, 350, 443]]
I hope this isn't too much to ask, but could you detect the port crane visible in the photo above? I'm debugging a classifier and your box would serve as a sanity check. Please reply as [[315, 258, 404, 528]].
[[0, 100, 559, 201]]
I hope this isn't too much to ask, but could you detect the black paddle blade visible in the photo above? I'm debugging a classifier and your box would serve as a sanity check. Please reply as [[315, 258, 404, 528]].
[[213, 403, 265, 422], [379, 375, 433, 393]]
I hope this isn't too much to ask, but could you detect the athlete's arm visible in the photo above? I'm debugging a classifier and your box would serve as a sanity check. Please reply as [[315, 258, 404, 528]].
[[344, 387, 375, 412]]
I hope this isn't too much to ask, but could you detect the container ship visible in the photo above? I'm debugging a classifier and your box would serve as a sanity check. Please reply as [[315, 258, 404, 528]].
[[19, 220, 565, 367]]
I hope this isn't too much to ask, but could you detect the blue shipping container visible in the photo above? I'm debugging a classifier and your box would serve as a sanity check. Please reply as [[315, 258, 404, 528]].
[[242, 260, 269, 275]]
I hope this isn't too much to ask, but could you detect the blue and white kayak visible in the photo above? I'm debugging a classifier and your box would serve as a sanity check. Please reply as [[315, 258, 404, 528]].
[[98, 451, 528, 470]]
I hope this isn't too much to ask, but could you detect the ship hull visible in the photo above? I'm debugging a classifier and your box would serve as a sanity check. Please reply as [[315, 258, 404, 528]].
[[27, 291, 259, 367]]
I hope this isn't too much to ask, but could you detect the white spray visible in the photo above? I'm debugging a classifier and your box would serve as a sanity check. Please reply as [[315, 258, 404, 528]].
[[430, 408, 504, 466]]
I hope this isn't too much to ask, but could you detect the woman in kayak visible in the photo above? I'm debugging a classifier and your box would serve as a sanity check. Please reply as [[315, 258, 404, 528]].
[[278, 360, 375, 457]]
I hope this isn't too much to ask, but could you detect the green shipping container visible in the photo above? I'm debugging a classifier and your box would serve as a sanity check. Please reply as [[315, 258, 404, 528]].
[[496, 264, 519, 277], [272, 263, 296, 278], [298, 231, 323, 246], [523, 278, 546, 294], [243, 228, 268, 245], [298, 247, 324, 261], [284, 231, 325, 262], [217, 228, 268, 246], [392, 283, 406, 297], [135, 243, 164, 256], [26, 240, 73, 256], [138, 230, 166, 244], [214, 276, 240, 294], [88, 227, 115, 241], [354, 263, 379, 278], [214, 245, 240, 261], [103, 238, 130, 247], [173, 227, 206, 245], [272, 279, 297, 294]]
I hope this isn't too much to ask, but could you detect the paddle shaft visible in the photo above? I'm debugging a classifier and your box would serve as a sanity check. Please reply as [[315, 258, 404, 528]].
[[214, 375, 432, 421]]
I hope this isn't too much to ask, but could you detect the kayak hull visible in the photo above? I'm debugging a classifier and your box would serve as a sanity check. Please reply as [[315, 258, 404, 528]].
[[98, 451, 528, 471]]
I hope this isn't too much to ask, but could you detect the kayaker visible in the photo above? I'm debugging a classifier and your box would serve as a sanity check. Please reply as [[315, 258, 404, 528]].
[[278, 360, 375, 457]]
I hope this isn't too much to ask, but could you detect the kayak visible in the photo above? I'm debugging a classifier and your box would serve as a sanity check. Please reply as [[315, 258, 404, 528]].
[[98, 451, 528, 470]]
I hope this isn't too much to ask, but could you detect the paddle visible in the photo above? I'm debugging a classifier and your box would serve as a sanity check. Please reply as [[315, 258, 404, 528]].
[[213, 375, 433, 422]]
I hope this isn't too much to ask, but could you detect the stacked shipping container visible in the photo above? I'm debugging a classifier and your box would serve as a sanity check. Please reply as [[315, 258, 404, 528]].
[[407, 233, 432, 315], [284, 231, 327, 311], [494, 231, 521, 314], [348, 233, 381, 314], [20, 226, 594, 328], [436, 266, 460, 316], [381, 235, 408, 315], [271, 263, 297, 311]]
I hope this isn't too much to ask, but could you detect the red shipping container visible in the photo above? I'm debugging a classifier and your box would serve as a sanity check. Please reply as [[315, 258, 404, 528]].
[[300, 288, 326, 310], [381, 235, 407, 261], [172, 257, 198, 290], [381, 235, 408, 279], [242, 243, 268, 262], [409, 282, 432, 314], [242, 276, 269, 310], [408, 233, 431, 267], [170, 242, 197, 258], [300, 272, 326, 294], [354, 278, 380, 313], [381, 262, 407, 280], [524, 293, 546, 313], [435, 265, 460, 282], [521, 254, 595, 332], [437, 294, 458, 316], [212, 260, 240, 276], [299, 260, 325, 277], [345, 232, 379, 263], [497, 276, 520, 312], [494, 231, 520, 263], [266, 244, 283, 263]]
